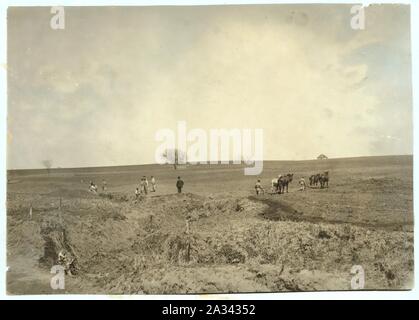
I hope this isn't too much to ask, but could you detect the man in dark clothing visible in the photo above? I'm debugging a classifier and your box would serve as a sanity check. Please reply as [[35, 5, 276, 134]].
[[176, 176, 184, 193]]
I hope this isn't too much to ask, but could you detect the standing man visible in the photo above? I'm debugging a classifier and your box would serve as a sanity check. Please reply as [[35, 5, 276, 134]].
[[144, 176, 149, 194], [140, 176, 148, 195], [150, 176, 156, 192], [176, 176, 184, 193], [139, 177, 144, 194], [102, 179, 107, 192], [276, 175, 282, 193]]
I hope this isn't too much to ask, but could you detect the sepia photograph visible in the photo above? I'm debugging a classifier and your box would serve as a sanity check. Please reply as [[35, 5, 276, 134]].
[[5, 3, 414, 295]]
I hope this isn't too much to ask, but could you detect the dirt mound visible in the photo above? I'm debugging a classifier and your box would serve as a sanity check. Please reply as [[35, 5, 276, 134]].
[[252, 195, 412, 232], [7, 190, 414, 294], [250, 196, 303, 221], [47, 188, 97, 199]]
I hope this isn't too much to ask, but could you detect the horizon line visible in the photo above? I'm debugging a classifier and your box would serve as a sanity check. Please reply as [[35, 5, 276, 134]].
[[6, 154, 413, 171]]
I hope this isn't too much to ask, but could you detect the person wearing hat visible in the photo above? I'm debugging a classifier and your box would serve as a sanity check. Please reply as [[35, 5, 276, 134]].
[[176, 176, 184, 193], [140, 176, 148, 195], [276, 174, 283, 193], [102, 179, 107, 192], [150, 176, 156, 192], [255, 179, 265, 195], [299, 176, 306, 191], [144, 176, 149, 194]]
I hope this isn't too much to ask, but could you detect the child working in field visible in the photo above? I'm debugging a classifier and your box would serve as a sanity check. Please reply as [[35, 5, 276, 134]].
[[299, 177, 306, 191], [150, 176, 156, 192], [141, 176, 148, 194], [255, 179, 265, 195], [89, 181, 98, 193], [144, 177, 149, 193]]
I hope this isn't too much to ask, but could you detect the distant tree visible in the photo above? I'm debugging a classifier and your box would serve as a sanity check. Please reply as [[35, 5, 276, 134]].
[[42, 160, 52, 175], [161, 149, 186, 170], [317, 154, 328, 160]]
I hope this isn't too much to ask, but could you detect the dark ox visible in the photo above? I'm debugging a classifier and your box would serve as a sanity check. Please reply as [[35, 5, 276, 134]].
[[271, 173, 294, 194]]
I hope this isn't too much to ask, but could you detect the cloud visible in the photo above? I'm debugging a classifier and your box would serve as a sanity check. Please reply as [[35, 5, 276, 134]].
[[7, 4, 412, 169]]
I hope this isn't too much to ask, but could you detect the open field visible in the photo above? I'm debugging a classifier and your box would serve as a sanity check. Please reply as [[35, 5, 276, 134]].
[[7, 155, 414, 294]]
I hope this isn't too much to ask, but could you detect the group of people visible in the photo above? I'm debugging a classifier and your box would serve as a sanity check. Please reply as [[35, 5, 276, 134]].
[[135, 176, 185, 198], [87, 172, 323, 199], [89, 173, 315, 198], [88, 175, 186, 199], [136, 176, 156, 197]]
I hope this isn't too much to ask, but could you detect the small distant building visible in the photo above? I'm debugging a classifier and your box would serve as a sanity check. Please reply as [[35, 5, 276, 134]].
[[317, 154, 328, 160]]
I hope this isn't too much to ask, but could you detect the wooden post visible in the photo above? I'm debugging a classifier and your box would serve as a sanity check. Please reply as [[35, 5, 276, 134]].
[[186, 242, 191, 263], [185, 218, 191, 263], [59, 197, 63, 225], [29, 205, 33, 220]]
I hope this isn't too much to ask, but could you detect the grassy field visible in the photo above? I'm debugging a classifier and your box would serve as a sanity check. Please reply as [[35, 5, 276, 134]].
[[6, 155, 414, 294]]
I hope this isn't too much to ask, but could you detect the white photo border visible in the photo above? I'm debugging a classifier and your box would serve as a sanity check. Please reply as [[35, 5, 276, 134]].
[[0, 0, 417, 300]]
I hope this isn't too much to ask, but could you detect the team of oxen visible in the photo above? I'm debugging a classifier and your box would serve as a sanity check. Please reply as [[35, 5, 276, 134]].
[[271, 174, 294, 194], [270, 171, 329, 194], [309, 171, 329, 189]]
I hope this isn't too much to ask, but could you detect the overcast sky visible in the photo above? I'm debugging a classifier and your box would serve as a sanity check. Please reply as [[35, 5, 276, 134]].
[[7, 4, 412, 169]]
